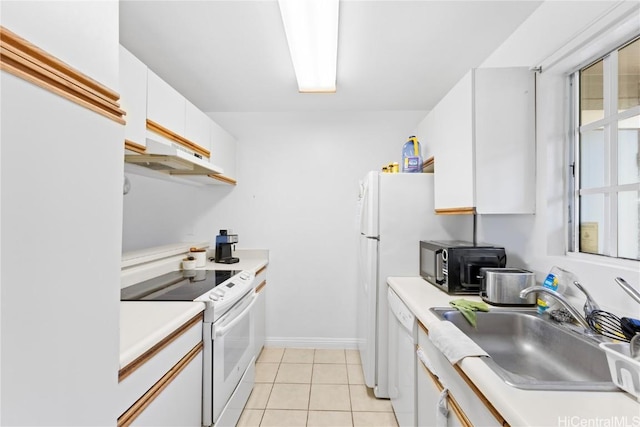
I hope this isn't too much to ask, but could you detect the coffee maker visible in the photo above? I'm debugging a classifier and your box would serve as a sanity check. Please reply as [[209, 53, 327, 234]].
[[214, 229, 239, 264]]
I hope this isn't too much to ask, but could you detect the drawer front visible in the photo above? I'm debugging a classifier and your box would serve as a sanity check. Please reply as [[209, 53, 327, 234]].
[[129, 350, 203, 427], [118, 318, 202, 417], [418, 325, 503, 427]]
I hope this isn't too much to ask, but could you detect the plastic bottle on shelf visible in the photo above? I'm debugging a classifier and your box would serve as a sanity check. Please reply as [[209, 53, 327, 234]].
[[537, 266, 578, 314], [402, 136, 422, 173]]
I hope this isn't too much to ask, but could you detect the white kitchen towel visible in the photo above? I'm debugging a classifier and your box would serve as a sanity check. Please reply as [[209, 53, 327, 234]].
[[416, 345, 437, 376], [436, 388, 449, 427], [428, 320, 489, 364]]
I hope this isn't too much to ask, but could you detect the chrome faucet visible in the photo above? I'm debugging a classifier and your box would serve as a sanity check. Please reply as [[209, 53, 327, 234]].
[[519, 286, 592, 330]]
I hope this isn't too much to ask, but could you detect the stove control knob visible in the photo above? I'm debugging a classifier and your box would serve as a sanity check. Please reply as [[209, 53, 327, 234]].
[[240, 271, 250, 280], [209, 295, 219, 301]]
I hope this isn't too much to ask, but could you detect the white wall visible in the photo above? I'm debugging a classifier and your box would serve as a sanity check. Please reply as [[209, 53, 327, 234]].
[[475, 0, 640, 317], [122, 172, 203, 251]]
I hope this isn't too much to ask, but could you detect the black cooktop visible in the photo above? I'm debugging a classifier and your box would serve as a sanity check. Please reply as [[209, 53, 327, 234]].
[[121, 270, 241, 302]]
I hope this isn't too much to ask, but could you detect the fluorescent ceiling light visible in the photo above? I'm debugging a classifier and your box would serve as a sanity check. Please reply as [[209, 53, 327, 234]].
[[278, 0, 339, 93]]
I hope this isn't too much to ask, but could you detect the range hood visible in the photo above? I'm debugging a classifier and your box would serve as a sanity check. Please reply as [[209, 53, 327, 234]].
[[125, 139, 223, 176]]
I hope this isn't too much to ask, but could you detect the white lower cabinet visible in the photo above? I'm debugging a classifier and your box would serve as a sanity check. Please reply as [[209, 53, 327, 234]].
[[118, 317, 203, 427], [417, 322, 505, 427], [254, 266, 267, 358], [388, 288, 417, 427], [417, 347, 468, 427], [131, 351, 203, 427], [416, 346, 442, 427]]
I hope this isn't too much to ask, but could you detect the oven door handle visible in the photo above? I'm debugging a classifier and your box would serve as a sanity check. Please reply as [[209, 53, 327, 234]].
[[214, 293, 257, 337]]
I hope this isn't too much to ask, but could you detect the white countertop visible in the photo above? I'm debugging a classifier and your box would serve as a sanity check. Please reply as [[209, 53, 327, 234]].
[[120, 301, 205, 369], [122, 245, 268, 288], [387, 276, 640, 426]]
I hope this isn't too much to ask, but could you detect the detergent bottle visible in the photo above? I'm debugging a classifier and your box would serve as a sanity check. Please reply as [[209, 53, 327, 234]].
[[537, 266, 577, 314], [402, 136, 422, 173]]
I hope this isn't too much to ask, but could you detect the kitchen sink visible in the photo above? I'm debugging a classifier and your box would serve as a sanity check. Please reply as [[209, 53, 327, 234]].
[[429, 308, 617, 391]]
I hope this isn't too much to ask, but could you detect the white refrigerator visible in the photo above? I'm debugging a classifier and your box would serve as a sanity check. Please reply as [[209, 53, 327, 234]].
[[357, 171, 453, 398]]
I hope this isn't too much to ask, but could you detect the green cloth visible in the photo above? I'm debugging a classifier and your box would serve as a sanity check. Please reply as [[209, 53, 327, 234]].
[[449, 299, 490, 327]]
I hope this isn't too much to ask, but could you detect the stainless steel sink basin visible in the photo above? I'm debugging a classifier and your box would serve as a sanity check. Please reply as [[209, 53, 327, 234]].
[[429, 308, 617, 391]]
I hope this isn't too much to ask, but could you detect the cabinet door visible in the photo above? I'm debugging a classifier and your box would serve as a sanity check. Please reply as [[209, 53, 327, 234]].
[[120, 46, 147, 149], [2, 58, 122, 427], [210, 119, 237, 181], [147, 69, 185, 136], [417, 330, 444, 427], [254, 285, 266, 359], [433, 70, 475, 211], [474, 67, 535, 214], [131, 351, 203, 427], [185, 100, 211, 153], [417, 345, 471, 427], [254, 268, 267, 358]]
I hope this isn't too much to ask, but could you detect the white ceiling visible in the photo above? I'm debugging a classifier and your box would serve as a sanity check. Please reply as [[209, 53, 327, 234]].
[[119, 0, 543, 113]]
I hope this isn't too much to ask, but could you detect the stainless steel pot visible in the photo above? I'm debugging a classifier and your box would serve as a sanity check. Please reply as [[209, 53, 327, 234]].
[[480, 268, 536, 306]]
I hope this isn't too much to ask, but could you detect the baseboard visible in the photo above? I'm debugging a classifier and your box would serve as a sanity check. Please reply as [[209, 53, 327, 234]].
[[264, 337, 358, 350]]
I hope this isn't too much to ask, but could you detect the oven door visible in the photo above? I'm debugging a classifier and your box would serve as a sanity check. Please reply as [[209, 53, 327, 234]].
[[209, 292, 256, 424]]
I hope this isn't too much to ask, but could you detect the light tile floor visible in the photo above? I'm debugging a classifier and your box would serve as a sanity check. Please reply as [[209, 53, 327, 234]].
[[238, 348, 399, 427]]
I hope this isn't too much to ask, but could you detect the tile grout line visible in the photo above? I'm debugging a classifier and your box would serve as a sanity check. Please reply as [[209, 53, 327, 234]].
[[253, 349, 387, 426]]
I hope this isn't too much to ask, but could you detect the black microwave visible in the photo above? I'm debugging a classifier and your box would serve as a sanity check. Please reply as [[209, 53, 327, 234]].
[[420, 240, 507, 295]]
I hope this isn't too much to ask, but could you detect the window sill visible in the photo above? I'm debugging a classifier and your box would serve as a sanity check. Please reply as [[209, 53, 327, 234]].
[[564, 251, 639, 271]]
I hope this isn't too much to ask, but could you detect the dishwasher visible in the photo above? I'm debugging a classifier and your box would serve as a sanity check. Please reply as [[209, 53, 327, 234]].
[[387, 288, 417, 427]]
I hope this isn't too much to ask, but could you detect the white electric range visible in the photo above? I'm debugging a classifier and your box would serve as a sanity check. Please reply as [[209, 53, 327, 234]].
[[121, 269, 256, 427]]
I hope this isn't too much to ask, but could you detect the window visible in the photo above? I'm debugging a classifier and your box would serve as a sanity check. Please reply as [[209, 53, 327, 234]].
[[569, 37, 640, 261]]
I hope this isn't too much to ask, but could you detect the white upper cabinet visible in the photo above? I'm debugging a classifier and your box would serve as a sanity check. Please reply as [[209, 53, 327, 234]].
[[424, 67, 535, 214], [122, 51, 236, 184], [120, 46, 147, 149], [185, 100, 211, 153], [147, 69, 186, 137], [210, 120, 237, 184]]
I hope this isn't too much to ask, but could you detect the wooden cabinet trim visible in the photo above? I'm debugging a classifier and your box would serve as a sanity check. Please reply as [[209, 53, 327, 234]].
[[256, 280, 267, 293], [448, 392, 474, 427], [208, 174, 237, 185], [117, 341, 203, 427], [422, 156, 435, 173], [435, 207, 476, 215], [0, 26, 125, 124], [256, 265, 268, 276], [118, 312, 203, 382], [418, 321, 429, 336], [419, 320, 509, 426], [146, 119, 211, 158], [124, 139, 146, 154]]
